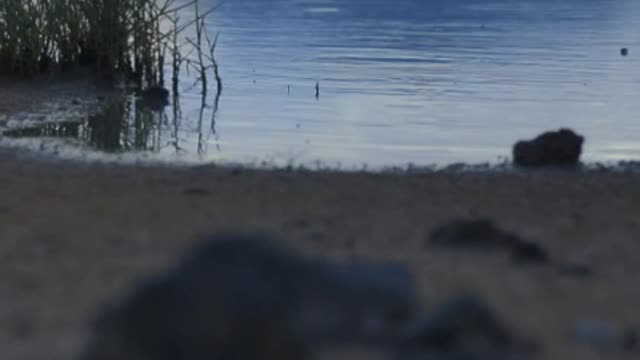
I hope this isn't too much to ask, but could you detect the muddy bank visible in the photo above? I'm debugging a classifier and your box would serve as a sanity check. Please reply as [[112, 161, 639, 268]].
[[0, 151, 639, 360], [0, 70, 118, 130]]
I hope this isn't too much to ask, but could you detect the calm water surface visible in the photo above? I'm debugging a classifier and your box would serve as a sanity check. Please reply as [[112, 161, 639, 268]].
[[8, 0, 640, 167]]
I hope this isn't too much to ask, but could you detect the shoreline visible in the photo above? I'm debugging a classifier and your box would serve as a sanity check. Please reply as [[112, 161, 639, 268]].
[[1, 73, 638, 170], [2, 138, 640, 176], [1, 72, 639, 360]]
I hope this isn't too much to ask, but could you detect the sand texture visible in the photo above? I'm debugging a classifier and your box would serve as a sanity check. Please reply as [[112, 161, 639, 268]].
[[0, 149, 638, 359]]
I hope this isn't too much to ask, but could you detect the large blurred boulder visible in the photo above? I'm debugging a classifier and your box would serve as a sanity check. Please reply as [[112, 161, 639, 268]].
[[78, 233, 418, 360]]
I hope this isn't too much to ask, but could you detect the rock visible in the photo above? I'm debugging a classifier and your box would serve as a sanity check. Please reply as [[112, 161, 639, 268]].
[[79, 233, 419, 360], [428, 219, 517, 250], [574, 320, 623, 351], [512, 129, 584, 167], [396, 294, 536, 360], [556, 264, 594, 278], [182, 187, 211, 196], [509, 240, 549, 264], [428, 219, 548, 265], [140, 86, 169, 110], [621, 48, 629, 56], [574, 320, 638, 352], [623, 329, 638, 351], [400, 294, 512, 351]]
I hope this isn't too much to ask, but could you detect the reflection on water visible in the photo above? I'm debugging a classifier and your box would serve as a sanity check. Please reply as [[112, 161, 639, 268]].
[[4, 89, 222, 159], [6, 122, 82, 139], [3, 0, 640, 167]]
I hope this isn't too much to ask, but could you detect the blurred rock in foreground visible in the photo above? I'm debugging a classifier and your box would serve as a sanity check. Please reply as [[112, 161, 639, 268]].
[[78, 233, 419, 360]]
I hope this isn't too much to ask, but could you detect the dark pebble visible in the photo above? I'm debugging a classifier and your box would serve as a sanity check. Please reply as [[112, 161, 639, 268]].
[[623, 329, 638, 351], [182, 187, 211, 196], [430, 219, 551, 268], [428, 218, 516, 250], [556, 264, 594, 278], [510, 240, 550, 264], [621, 48, 629, 56]]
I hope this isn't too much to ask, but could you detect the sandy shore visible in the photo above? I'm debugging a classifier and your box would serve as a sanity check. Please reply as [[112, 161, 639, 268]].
[[0, 148, 638, 360]]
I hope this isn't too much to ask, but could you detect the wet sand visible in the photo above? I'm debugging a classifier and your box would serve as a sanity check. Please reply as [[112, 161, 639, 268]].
[[0, 147, 638, 360]]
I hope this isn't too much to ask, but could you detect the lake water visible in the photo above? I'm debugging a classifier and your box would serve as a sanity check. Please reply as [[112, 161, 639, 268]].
[[5, 0, 640, 168]]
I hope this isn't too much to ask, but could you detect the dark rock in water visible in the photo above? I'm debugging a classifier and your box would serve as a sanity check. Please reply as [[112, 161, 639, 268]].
[[140, 86, 170, 110], [397, 294, 536, 360], [428, 219, 517, 250], [621, 48, 629, 56], [79, 233, 419, 360], [512, 128, 584, 167]]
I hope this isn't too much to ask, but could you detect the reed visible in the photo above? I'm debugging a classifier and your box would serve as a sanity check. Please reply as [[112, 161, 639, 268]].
[[0, 0, 219, 89]]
